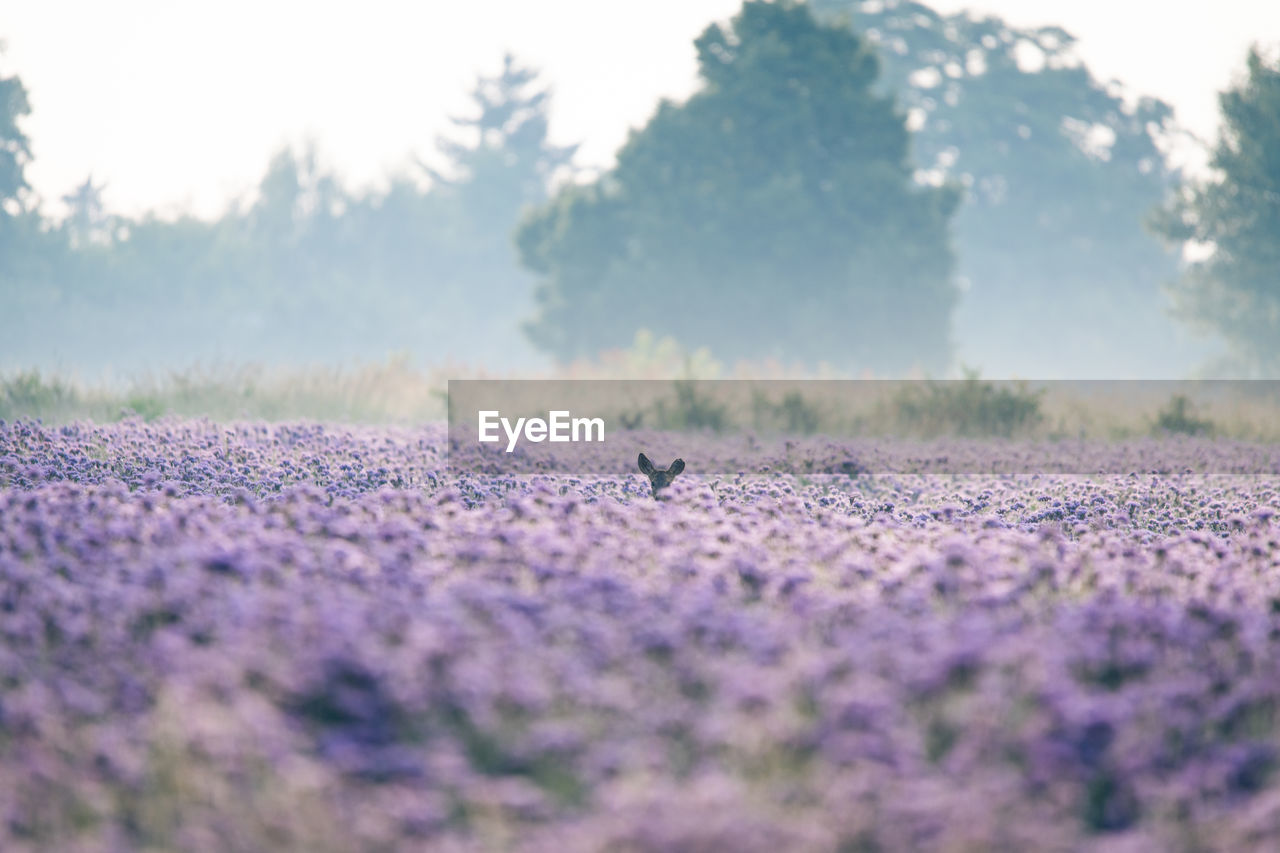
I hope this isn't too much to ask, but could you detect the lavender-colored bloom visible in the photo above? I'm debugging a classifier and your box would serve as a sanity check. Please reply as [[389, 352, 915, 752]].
[[0, 417, 1278, 849]]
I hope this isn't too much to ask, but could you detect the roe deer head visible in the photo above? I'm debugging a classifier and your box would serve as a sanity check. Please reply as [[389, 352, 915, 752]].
[[638, 453, 685, 498]]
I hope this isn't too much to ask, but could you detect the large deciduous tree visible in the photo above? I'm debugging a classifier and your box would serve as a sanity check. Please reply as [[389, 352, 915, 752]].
[[518, 0, 960, 373], [811, 0, 1197, 378], [1153, 47, 1280, 376]]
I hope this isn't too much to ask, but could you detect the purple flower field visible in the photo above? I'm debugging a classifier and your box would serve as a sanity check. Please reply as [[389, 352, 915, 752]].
[[2, 418, 1279, 850]]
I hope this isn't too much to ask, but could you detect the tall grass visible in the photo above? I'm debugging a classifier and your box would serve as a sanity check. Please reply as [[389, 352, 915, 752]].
[[0, 359, 449, 424], [4, 349, 1279, 441]]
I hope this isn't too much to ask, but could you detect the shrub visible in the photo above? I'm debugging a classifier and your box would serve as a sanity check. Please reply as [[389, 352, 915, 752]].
[[1153, 394, 1214, 436], [751, 390, 821, 435], [651, 381, 729, 432], [890, 373, 1044, 438]]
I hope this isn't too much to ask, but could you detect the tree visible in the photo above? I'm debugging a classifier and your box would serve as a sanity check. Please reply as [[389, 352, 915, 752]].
[[518, 0, 960, 373], [1, 51, 576, 374], [0, 62, 72, 370], [1153, 47, 1280, 376], [426, 52, 577, 233], [415, 52, 578, 369], [0, 62, 30, 213], [59, 176, 121, 249], [0, 61, 35, 275], [810, 0, 1201, 378]]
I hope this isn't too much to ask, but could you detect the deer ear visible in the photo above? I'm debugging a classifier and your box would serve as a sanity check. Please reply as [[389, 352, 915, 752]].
[[667, 458, 685, 476], [638, 453, 656, 476]]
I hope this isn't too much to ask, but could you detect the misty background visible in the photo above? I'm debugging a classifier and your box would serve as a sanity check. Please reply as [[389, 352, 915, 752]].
[[2, 0, 1278, 383]]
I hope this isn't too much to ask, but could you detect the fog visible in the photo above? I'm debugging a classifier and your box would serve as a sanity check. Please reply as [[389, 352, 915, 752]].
[[2, 0, 1268, 385]]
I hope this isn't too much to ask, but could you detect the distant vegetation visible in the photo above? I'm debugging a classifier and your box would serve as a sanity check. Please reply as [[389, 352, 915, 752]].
[[811, 0, 1200, 378], [1152, 394, 1215, 437], [887, 373, 1044, 438], [0, 360, 447, 425], [1152, 47, 1280, 377], [518, 1, 959, 373], [2, 2, 1277, 378], [0, 54, 571, 375], [9, 359, 1278, 443]]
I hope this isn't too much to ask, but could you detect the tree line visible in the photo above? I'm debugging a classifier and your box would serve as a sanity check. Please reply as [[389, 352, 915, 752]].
[[2, 0, 1278, 377], [1, 54, 571, 374]]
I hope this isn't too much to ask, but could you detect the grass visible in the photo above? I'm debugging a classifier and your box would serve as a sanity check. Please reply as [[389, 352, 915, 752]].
[[0, 359, 449, 425], [4, 359, 1279, 441]]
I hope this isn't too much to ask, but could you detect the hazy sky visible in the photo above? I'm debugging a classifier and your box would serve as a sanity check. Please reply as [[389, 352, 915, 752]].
[[4, 1, 1279, 219]]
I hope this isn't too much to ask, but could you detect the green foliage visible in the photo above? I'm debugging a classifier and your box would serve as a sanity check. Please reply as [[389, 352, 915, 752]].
[[0, 370, 76, 417], [889, 373, 1044, 437], [652, 381, 730, 432], [752, 389, 821, 434], [518, 0, 959, 374], [121, 395, 166, 422], [810, 0, 1192, 378], [1152, 394, 1214, 436], [1152, 47, 1280, 376], [567, 330, 725, 380], [618, 376, 1045, 438], [0, 361, 448, 424]]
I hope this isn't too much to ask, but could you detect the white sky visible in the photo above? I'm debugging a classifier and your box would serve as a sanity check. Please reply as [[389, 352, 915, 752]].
[[4, 1, 1279, 220]]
